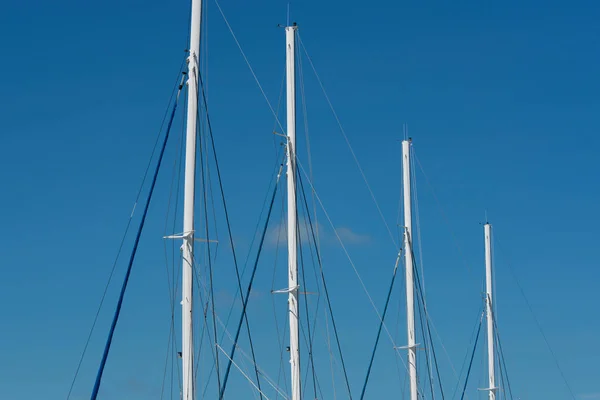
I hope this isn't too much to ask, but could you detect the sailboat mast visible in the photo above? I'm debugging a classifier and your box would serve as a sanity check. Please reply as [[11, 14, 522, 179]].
[[484, 223, 496, 400], [402, 139, 418, 400], [285, 23, 301, 400], [182, 0, 202, 398]]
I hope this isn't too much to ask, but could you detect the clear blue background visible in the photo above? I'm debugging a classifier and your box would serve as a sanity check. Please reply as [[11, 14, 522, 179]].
[[0, 0, 598, 399]]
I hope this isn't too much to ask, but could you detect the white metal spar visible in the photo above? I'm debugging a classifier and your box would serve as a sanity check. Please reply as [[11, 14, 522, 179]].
[[484, 223, 497, 400], [285, 24, 301, 400], [181, 0, 202, 398], [402, 139, 418, 400]]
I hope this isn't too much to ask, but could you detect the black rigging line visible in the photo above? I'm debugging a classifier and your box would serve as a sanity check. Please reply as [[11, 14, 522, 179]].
[[298, 235, 318, 399], [298, 220, 330, 400], [161, 76, 188, 400], [193, 318, 208, 393], [66, 58, 186, 400], [199, 145, 284, 396], [176, 227, 220, 397], [493, 237, 576, 400], [408, 239, 435, 400], [358, 252, 401, 400], [198, 155, 284, 398], [216, 144, 284, 340], [491, 304, 514, 400], [451, 304, 484, 400], [297, 171, 354, 400], [272, 190, 290, 398], [296, 36, 329, 400], [189, 245, 221, 399], [494, 334, 506, 400], [407, 232, 445, 400], [418, 269, 445, 400], [160, 325, 173, 399], [89, 78, 184, 400], [296, 185, 319, 400], [195, 68, 265, 400], [194, 70, 223, 398], [219, 160, 285, 398], [171, 83, 187, 397], [415, 280, 436, 400], [459, 315, 483, 400]]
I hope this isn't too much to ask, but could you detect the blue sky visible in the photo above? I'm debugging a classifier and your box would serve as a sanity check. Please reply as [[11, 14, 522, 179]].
[[1, 0, 599, 399]]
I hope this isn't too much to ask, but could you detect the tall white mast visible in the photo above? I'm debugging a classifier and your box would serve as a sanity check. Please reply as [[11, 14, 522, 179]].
[[285, 23, 301, 400], [402, 139, 418, 400], [484, 223, 497, 400], [181, 0, 202, 398]]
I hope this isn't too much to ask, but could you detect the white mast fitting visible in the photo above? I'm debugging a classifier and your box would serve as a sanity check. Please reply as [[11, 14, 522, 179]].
[[402, 139, 418, 400], [484, 223, 497, 400], [181, 0, 202, 398], [285, 23, 301, 400]]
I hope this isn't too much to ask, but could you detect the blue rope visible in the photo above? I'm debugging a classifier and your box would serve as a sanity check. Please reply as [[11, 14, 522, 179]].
[[460, 316, 483, 400], [90, 85, 182, 400], [359, 256, 401, 400], [219, 164, 283, 399]]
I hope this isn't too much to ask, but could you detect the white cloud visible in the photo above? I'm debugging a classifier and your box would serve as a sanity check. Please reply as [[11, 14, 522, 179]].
[[580, 393, 600, 400], [265, 220, 370, 247], [335, 226, 371, 244]]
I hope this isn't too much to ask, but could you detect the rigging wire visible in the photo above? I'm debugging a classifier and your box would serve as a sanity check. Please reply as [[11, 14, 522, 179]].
[[410, 140, 433, 387], [213, 0, 285, 134], [205, 9, 431, 396], [161, 74, 187, 400], [214, 315, 290, 400], [297, 171, 354, 400], [405, 144, 438, 400], [66, 58, 187, 400], [493, 235, 576, 400], [196, 68, 265, 398], [297, 216, 319, 399], [295, 36, 320, 400], [298, 217, 328, 400], [296, 28, 338, 400], [209, 12, 405, 373], [184, 235, 232, 399], [295, 156, 412, 376], [272, 65, 286, 155], [359, 252, 402, 400], [296, 32, 398, 251], [407, 232, 445, 400], [217, 344, 275, 400], [215, 143, 285, 359], [490, 300, 514, 400], [160, 320, 174, 400], [204, 12, 400, 395], [192, 258, 223, 399], [193, 69, 223, 398], [393, 278, 408, 400], [415, 279, 436, 400], [411, 149, 473, 276], [494, 334, 506, 400], [408, 146, 469, 385], [271, 189, 291, 399], [159, 98, 186, 399], [208, 6, 453, 399], [182, 141, 284, 396], [450, 305, 483, 400], [219, 161, 285, 398], [89, 76, 185, 400], [459, 314, 483, 400]]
